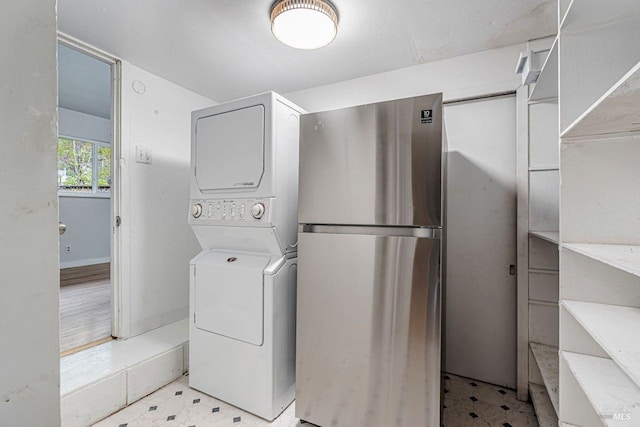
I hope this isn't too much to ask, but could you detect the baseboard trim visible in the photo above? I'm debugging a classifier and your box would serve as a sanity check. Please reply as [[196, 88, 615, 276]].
[[60, 262, 111, 286], [60, 257, 111, 270]]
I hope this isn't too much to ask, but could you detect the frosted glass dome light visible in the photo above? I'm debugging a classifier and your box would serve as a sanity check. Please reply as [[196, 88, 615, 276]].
[[271, 0, 339, 50]]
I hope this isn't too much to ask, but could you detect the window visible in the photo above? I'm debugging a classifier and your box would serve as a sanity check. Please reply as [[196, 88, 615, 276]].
[[58, 137, 111, 194]]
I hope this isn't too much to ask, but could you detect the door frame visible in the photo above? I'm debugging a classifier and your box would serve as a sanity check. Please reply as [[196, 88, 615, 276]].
[[57, 33, 124, 339]]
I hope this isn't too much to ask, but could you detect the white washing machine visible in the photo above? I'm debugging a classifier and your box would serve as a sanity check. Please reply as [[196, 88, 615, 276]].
[[188, 92, 304, 420]]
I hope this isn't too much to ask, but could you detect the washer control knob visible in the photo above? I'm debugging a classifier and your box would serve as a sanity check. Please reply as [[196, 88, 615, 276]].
[[251, 202, 265, 219], [191, 203, 203, 218]]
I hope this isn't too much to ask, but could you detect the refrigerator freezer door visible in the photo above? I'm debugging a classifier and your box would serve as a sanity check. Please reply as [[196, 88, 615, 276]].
[[299, 93, 442, 227], [296, 231, 441, 427]]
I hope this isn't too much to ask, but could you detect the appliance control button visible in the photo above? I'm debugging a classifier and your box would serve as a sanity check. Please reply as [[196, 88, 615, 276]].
[[251, 202, 265, 219], [230, 204, 236, 218], [239, 204, 245, 218], [191, 203, 203, 218]]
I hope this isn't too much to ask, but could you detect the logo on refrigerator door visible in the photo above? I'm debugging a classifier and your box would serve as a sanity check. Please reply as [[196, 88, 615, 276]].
[[420, 109, 433, 124]]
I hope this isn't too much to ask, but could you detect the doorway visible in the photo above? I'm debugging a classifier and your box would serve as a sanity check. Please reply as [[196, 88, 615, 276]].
[[444, 94, 518, 388], [57, 37, 121, 355]]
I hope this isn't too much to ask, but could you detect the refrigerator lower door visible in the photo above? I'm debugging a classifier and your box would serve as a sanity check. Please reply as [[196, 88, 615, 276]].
[[296, 231, 441, 427]]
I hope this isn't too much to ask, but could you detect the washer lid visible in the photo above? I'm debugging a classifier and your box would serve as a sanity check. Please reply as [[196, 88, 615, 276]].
[[195, 104, 265, 191], [194, 251, 269, 346]]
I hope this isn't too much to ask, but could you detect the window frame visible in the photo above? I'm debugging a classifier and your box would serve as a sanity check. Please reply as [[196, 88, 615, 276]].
[[57, 134, 112, 198]]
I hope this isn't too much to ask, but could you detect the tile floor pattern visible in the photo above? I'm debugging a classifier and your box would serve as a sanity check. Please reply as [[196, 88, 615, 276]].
[[93, 373, 538, 427], [442, 374, 538, 427]]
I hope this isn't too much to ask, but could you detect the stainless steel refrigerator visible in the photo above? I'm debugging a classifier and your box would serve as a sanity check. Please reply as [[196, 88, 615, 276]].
[[296, 93, 444, 427]]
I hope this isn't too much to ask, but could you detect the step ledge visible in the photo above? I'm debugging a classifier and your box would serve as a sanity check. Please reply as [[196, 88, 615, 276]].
[[60, 319, 188, 427]]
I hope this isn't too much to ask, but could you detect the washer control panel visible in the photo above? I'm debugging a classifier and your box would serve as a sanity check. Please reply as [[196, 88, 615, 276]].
[[191, 204, 203, 218], [250, 202, 265, 219], [190, 198, 271, 224]]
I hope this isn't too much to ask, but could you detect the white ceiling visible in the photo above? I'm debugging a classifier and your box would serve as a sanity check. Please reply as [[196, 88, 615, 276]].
[[58, 43, 111, 119], [58, 0, 556, 103]]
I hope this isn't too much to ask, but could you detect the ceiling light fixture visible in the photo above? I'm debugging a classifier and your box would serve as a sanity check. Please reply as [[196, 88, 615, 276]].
[[270, 0, 339, 50]]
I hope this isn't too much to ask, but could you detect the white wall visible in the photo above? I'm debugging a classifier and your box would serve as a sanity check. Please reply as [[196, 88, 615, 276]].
[[58, 107, 112, 268], [0, 1, 60, 425], [284, 43, 525, 112], [59, 196, 111, 268], [119, 62, 216, 338]]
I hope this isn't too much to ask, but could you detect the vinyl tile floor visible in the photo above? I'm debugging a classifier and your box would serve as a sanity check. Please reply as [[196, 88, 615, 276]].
[[93, 373, 538, 427]]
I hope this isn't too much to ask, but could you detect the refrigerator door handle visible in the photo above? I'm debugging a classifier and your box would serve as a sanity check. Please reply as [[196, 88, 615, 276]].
[[299, 224, 441, 239]]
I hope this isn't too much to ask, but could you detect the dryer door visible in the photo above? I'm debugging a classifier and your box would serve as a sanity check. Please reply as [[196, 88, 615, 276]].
[[195, 104, 265, 191], [194, 251, 270, 346]]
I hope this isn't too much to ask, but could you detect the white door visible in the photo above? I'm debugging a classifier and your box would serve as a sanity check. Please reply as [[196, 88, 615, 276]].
[[194, 250, 269, 346], [444, 95, 517, 388]]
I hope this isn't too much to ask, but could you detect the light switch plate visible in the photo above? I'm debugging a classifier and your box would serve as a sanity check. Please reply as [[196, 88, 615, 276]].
[[136, 145, 152, 164]]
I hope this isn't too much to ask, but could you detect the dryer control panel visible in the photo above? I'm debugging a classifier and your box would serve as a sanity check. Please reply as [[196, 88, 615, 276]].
[[190, 198, 271, 224]]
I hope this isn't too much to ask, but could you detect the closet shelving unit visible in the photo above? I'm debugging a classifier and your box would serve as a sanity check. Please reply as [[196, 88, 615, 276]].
[[529, 231, 560, 245], [558, 0, 640, 425], [528, 38, 558, 104], [518, 33, 561, 427]]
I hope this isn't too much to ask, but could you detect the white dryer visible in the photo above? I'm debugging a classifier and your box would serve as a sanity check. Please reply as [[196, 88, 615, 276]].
[[188, 92, 304, 420]]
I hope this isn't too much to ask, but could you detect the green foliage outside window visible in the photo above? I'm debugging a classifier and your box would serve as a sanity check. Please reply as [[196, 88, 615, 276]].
[[97, 145, 111, 191], [58, 137, 111, 193]]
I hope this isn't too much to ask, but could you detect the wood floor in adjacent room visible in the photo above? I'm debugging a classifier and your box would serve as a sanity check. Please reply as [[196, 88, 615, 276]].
[[60, 264, 112, 354]]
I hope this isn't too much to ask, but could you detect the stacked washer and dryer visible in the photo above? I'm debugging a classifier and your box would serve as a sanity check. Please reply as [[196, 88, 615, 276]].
[[188, 92, 305, 420]]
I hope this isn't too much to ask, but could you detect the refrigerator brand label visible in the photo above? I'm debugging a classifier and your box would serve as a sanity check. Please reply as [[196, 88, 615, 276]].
[[420, 109, 433, 124]]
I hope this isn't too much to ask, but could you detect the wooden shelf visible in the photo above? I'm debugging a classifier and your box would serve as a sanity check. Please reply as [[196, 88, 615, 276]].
[[529, 231, 559, 245], [530, 342, 559, 414], [558, 0, 574, 29], [529, 38, 558, 103], [529, 166, 559, 172], [562, 60, 640, 139], [562, 351, 640, 426], [557, 2, 640, 425], [563, 243, 640, 278], [529, 268, 559, 275], [563, 300, 640, 388], [560, 0, 640, 32], [530, 383, 558, 427]]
